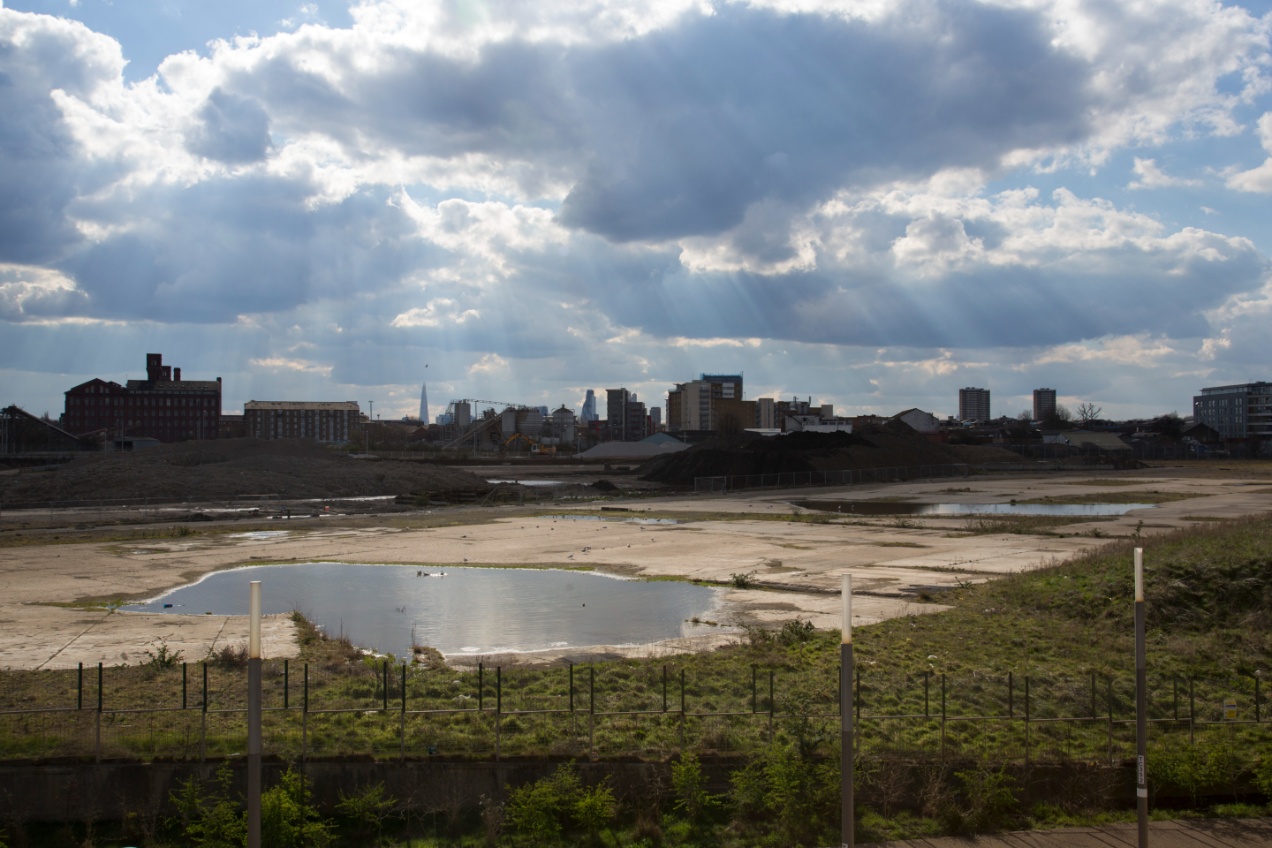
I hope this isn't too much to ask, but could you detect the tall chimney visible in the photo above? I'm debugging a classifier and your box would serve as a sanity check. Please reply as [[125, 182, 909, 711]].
[[174, 367, 182, 381]]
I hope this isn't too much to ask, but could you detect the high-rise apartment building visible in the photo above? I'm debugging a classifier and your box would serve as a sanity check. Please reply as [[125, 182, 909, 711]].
[[1033, 388, 1057, 421], [606, 388, 647, 441], [666, 374, 744, 433], [958, 387, 991, 422], [1193, 382, 1272, 441]]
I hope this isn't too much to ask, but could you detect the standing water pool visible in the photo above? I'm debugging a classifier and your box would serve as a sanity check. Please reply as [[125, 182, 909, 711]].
[[128, 563, 724, 659]]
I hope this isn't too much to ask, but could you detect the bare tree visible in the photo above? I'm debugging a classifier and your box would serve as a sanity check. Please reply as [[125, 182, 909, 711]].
[[1076, 402, 1103, 425]]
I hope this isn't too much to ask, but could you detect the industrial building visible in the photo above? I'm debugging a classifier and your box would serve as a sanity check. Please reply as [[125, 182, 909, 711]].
[[62, 353, 221, 443], [243, 401, 360, 443]]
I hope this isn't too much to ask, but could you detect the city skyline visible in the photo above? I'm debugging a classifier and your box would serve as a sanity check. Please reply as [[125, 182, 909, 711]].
[[2, 0, 1270, 422]]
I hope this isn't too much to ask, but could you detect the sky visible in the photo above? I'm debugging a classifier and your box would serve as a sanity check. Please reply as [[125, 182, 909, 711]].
[[1, 0, 1271, 424]]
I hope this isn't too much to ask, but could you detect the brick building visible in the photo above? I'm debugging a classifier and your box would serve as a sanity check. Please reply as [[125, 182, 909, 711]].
[[62, 353, 221, 443], [243, 401, 360, 443]]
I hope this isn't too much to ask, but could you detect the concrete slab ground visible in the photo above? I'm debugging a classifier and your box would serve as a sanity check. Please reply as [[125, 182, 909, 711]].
[[0, 468, 1268, 669]]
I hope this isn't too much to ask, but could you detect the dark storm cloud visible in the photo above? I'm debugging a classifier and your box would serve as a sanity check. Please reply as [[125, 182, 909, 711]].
[[185, 88, 272, 163], [557, 2, 1092, 241], [61, 178, 440, 322]]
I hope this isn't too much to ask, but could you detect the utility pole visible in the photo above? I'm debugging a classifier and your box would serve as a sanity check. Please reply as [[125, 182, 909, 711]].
[[247, 580, 262, 848], [841, 573, 854, 848], [1135, 548, 1148, 848]]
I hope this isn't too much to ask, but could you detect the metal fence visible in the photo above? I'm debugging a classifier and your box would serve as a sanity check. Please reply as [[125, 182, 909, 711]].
[[0, 662, 1264, 766]]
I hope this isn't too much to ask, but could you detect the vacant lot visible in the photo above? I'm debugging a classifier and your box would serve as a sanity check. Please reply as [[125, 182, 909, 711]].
[[0, 461, 1268, 669]]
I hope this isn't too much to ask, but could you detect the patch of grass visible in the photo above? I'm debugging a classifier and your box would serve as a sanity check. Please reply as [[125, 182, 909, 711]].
[[876, 541, 929, 548]]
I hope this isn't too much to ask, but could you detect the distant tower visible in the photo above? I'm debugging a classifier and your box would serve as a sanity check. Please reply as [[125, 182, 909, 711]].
[[1032, 388, 1056, 421], [958, 387, 991, 422], [419, 383, 429, 423], [580, 390, 598, 423]]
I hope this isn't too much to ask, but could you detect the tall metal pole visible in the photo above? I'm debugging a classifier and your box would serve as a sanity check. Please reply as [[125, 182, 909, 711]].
[[248, 580, 262, 848], [1134, 549, 1148, 848], [841, 573, 854, 848]]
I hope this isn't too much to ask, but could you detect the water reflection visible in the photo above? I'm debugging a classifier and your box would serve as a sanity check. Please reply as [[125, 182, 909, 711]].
[[793, 500, 1155, 516], [128, 563, 721, 658]]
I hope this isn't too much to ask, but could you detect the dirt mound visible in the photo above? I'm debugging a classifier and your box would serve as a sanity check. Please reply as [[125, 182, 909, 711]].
[[638, 424, 981, 487], [0, 439, 491, 505]]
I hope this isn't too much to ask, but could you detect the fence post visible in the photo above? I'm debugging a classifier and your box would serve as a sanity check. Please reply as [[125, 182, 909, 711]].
[[1106, 676, 1113, 764], [1189, 678, 1195, 745], [478, 663, 484, 713], [1024, 676, 1031, 766], [680, 668, 686, 747], [382, 660, 389, 712], [201, 662, 208, 762], [768, 669, 775, 742], [495, 666, 502, 762], [95, 662, 103, 763], [302, 663, 309, 763], [569, 663, 575, 737], [939, 673, 947, 763], [400, 663, 407, 762], [77, 662, 83, 711], [589, 666, 595, 760]]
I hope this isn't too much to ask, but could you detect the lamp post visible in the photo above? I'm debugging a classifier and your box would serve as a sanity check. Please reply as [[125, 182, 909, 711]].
[[247, 580, 262, 848], [1134, 549, 1147, 848], [841, 573, 854, 848]]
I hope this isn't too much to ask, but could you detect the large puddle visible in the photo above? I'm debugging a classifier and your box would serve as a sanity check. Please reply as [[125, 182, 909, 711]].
[[793, 500, 1156, 516], [127, 563, 723, 659]]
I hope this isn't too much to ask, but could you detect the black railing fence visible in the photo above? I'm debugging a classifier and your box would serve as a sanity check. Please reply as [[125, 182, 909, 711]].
[[1, 662, 1263, 765]]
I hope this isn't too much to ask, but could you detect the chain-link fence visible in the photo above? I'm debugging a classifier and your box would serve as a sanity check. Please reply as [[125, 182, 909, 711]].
[[0, 662, 1264, 765]]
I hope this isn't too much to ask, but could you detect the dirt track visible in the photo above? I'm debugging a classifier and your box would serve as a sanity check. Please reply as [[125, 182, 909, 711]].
[[0, 463, 1268, 670]]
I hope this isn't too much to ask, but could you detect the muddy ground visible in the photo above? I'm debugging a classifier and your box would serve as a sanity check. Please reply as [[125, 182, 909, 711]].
[[1, 459, 1268, 670]]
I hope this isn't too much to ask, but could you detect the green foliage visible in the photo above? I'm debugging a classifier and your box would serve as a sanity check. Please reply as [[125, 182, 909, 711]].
[[1255, 755, 1272, 798], [261, 768, 334, 848], [143, 638, 184, 670], [1151, 736, 1241, 805], [168, 764, 246, 848], [730, 571, 757, 589], [572, 778, 617, 842], [670, 751, 720, 823], [336, 781, 397, 846], [945, 767, 1020, 834], [731, 743, 838, 846], [504, 763, 583, 841], [168, 764, 332, 848]]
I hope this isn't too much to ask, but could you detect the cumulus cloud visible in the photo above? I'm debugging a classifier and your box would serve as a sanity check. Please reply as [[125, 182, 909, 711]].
[[2, 0, 1271, 420], [1227, 113, 1272, 192]]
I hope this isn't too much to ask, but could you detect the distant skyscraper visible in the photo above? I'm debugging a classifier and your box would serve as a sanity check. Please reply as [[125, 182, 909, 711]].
[[419, 383, 428, 423], [580, 390, 598, 423], [1033, 388, 1056, 421], [958, 387, 991, 421]]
